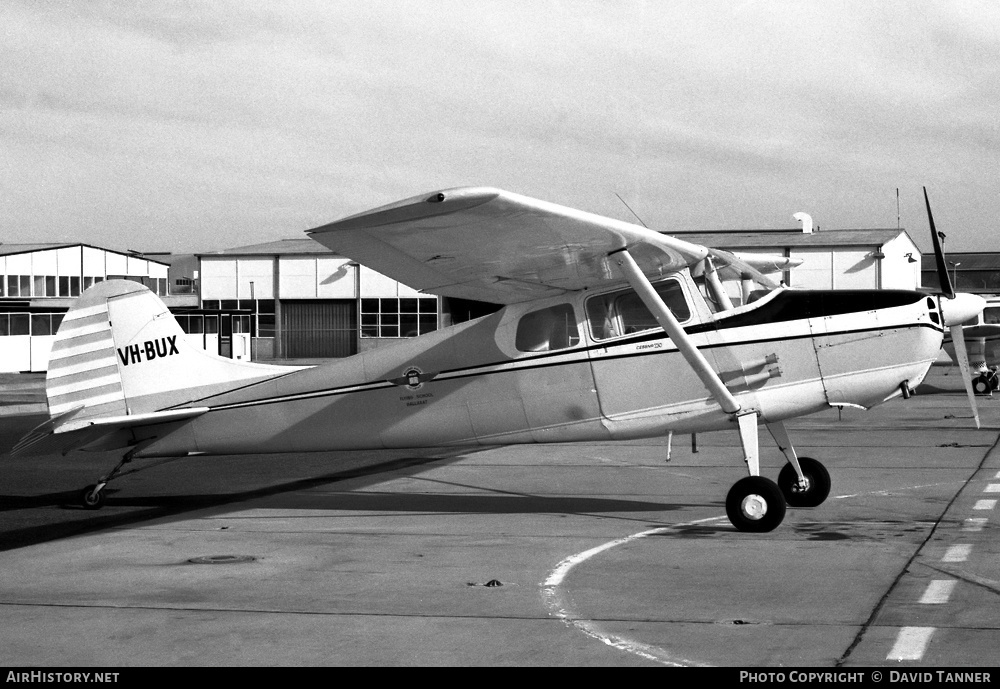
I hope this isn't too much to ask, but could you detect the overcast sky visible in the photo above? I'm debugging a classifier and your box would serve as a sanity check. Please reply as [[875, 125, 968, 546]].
[[2, 1, 998, 255]]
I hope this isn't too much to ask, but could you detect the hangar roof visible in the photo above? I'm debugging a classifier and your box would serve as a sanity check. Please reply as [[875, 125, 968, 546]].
[[668, 228, 914, 249], [0, 242, 170, 266], [921, 252, 1000, 271], [198, 238, 334, 257]]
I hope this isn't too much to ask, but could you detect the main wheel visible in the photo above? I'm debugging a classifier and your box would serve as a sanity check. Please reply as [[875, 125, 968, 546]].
[[726, 476, 786, 532], [777, 457, 831, 507], [973, 375, 992, 395], [80, 484, 106, 510]]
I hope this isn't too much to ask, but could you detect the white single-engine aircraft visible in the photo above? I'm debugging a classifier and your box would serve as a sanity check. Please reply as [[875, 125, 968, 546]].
[[14, 187, 986, 532], [942, 296, 1000, 395]]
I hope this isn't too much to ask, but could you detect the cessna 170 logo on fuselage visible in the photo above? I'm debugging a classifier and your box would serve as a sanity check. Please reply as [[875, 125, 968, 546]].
[[117, 336, 180, 366]]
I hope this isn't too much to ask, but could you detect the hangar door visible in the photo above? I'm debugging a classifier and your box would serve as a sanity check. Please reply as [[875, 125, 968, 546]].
[[281, 300, 357, 358]]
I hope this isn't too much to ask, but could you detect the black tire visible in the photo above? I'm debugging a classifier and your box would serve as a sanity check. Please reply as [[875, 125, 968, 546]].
[[777, 457, 831, 507], [973, 375, 992, 395], [80, 484, 106, 510], [726, 476, 786, 532]]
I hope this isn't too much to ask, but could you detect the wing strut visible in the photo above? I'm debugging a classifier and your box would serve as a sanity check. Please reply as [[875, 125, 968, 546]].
[[610, 249, 761, 476]]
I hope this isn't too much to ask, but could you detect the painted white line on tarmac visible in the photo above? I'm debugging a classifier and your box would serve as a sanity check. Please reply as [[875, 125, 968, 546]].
[[542, 515, 726, 667], [942, 544, 972, 563], [833, 483, 959, 500], [985, 484, 1000, 493], [919, 580, 956, 604], [973, 499, 997, 510], [963, 517, 988, 532], [887, 627, 935, 661]]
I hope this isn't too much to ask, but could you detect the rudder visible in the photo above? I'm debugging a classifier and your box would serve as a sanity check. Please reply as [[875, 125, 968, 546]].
[[46, 281, 300, 425]]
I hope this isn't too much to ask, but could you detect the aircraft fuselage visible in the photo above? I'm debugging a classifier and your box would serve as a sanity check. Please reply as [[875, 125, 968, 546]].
[[133, 274, 944, 459]]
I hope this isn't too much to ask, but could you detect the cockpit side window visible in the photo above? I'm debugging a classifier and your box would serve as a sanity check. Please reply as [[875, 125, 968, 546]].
[[586, 279, 690, 340], [984, 307, 1000, 325], [515, 303, 580, 352]]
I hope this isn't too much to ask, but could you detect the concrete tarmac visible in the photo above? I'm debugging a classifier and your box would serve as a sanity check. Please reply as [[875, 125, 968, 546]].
[[1, 367, 998, 667]]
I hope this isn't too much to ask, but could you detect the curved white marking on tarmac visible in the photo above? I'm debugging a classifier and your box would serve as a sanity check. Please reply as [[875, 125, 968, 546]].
[[541, 516, 726, 667], [832, 482, 959, 499]]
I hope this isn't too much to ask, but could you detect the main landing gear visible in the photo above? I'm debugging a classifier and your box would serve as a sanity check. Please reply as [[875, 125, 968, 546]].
[[724, 419, 832, 532], [972, 368, 998, 396]]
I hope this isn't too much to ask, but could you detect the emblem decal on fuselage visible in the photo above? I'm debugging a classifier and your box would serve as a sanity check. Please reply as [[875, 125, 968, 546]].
[[387, 366, 438, 391]]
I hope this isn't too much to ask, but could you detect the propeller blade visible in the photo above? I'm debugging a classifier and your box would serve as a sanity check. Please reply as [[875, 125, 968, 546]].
[[924, 187, 954, 299], [949, 323, 981, 429]]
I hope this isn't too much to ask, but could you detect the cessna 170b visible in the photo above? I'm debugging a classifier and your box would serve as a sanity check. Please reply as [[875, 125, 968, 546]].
[[14, 187, 986, 532], [942, 296, 1000, 395]]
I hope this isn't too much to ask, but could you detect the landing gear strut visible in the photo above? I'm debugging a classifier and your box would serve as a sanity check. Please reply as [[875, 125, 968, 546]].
[[78, 445, 144, 510], [724, 420, 832, 532]]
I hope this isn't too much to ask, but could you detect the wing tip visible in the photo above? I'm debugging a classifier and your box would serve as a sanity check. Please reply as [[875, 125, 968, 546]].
[[308, 187, 503, 236]]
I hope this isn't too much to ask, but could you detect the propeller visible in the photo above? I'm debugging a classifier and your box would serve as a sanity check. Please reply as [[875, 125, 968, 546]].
[[924, 187, 985, 428]]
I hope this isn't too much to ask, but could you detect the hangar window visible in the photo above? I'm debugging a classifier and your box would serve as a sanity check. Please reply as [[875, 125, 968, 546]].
[[361, 297, 438, 338], [587, 279, 690, 340], [515, 303, 580, 352], [0, 313, 30, 336]]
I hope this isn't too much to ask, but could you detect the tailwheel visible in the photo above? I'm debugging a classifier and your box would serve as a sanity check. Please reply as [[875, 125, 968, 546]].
[[80, 484, 106, 510], [777, 456, 831, 507], [726, 476, 786, 532]]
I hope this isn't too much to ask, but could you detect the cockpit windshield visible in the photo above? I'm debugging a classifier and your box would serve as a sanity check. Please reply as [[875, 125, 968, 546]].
[[690, 248, 782, 313]]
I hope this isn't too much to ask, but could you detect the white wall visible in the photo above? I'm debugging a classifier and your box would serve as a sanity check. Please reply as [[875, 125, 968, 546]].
[[83, 246, 105, 276], [832, 250, 878, 289], [200, 258, 238, 299], [278, 256, 316, 298], [788, 249, 835, 289], [880, 234, 922, 290], [0, 337, 30, 373], [31, 249, 58, 275], [237, 258, 274, 299], [359, 265, 421, 297], [317, 258, 356, 298]]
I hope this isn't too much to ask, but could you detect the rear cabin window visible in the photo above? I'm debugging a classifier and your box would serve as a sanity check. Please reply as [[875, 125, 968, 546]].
[[515, 304, 580, 352], [586, 279, 690, 340]]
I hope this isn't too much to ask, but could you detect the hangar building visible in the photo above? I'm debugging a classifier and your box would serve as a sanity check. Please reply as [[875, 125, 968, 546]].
[[921, 252, 1000, 296], [1, 222, 929, 372], [673, 222, 922, 291], [0, 243, 173, 373]]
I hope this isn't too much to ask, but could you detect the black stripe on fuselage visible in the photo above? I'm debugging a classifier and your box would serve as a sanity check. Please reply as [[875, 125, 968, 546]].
[[687, 289, 932, 335], [187, 288, 933, 411]]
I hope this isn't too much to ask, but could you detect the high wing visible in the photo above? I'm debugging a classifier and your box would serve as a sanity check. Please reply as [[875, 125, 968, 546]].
[[307, 187, 709, 304]]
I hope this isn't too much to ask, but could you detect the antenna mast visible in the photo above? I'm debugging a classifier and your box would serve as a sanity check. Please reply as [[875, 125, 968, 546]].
[[615, 193, 648, 228]]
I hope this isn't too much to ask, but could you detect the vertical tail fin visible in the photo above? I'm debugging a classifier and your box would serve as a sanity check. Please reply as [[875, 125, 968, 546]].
[[46, 281, 300, 426]]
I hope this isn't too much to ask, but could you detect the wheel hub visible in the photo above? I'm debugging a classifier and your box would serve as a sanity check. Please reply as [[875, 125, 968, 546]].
[[741, 493, 768, 520], [792, 477, 811, 494]]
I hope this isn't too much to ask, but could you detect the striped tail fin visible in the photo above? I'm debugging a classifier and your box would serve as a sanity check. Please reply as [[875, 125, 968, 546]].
[[16, 280, 304, 452], [46, 294, 128, 422]]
